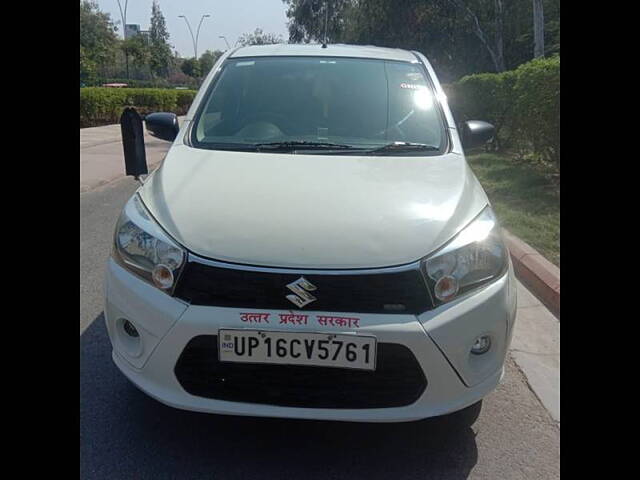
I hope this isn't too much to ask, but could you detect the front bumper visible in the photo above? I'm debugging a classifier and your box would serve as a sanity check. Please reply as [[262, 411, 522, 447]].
[[105, 258, 517, 422]]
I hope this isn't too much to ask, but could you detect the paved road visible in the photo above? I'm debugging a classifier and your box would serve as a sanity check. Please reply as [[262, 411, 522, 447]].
[[80, 174, 559, 479], [80, 117, 183, 192], [81, 318, 557, 480], [80, 177, 138, 333]]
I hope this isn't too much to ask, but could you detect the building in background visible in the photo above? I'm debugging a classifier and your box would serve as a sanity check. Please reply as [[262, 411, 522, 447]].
[[124, 24, 140, 39], [125, 24, 150, 44]]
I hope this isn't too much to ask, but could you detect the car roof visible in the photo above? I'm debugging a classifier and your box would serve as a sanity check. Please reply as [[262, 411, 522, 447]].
[[229, 43, 419, 63]]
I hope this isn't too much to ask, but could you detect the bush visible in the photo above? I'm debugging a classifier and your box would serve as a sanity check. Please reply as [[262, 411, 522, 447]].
[[447, 56, 560, 167], [447, 70, 516, 150], [112, 78, 167, 88], [176, 90, 197, 110], [90, 76, 200, 89], [512, 56, 560, 165], [80, 87, 197, 127]]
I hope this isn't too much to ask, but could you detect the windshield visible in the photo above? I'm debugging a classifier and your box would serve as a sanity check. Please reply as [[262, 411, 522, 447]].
[[191, 56, 447, 154]]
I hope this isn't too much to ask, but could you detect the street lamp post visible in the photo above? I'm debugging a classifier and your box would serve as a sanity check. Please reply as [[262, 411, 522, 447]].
[[116, 0, 130, 79], [219, 35, 231, 50], [178, 14, 211, 59]]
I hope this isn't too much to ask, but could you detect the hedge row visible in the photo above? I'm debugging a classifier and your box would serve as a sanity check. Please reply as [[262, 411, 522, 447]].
[[445, 56, 560, 166], [86, 78, 200, 89], [80, 88, 197, 128]]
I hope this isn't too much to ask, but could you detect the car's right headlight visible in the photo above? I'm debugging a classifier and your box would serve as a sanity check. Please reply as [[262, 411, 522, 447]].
[[422, 206, 508, 305], [113, 194, 185, 293]]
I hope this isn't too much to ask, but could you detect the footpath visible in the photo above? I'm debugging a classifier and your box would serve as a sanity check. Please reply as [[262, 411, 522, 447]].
[[80, 117, 184, 192]]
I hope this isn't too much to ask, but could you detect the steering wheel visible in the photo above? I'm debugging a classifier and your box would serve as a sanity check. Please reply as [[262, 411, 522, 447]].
[[235, 112, 296, 136]]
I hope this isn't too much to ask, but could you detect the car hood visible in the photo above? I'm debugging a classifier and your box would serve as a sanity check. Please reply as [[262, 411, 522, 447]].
[[139, 145, 488, 269]]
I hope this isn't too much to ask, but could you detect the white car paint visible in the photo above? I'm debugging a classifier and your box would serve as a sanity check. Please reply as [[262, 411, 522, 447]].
[[140, 45, 483, 269], [105, 43, 517, 422], [140, 148, 488, 269], [105, 258, 516, 422]]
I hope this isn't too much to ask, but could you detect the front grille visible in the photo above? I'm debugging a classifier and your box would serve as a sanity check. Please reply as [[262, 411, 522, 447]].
[[173, 257, 433, 314], [174, 335, 427, 409]]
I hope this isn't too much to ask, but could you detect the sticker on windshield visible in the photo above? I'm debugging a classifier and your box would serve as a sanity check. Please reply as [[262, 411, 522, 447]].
[[235, 61, 255, 67], [317, 127, 329, 140], [400, 83, 426, 90]]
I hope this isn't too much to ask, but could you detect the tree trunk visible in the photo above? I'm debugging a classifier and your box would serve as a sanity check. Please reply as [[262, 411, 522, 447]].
[[494, 0, 505, 71], [449, 0, 506, 72], [533, 0, 545, 57]]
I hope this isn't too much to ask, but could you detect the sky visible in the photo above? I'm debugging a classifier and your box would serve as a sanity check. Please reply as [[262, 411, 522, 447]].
[[95, 0, 290, 57]]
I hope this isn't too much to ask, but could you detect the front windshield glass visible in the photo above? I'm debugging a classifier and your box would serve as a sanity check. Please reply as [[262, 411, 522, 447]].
[[191, 56, 447, 153]]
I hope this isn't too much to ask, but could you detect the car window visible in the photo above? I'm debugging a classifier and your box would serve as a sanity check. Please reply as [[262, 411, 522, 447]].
[[192, 56, 446, 153]]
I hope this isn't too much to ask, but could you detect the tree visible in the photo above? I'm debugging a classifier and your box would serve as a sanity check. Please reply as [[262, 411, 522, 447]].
[[149, 0, 172, 77], [168, 70, 195, 87], [336, 0, 491, 80], [283, 0, 355, 43], [80, 46, 96, 85], [121, 35, 151, 70], [199, 50, 223, 75], [115, 0, 130, 77], [283, 0, 501, 79], [446, 0, 506, 72], [237, 28, 284, 46], [80, 0, 118, 83], [282, 0, 558, 81], [180, 58, 202, 78]]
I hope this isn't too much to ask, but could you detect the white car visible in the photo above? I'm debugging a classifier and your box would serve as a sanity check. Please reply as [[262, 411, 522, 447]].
[[107, 44, 517, 424]]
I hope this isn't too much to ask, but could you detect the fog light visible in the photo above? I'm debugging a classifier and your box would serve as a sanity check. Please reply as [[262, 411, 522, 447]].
[[471, 335, 491, 355], [122, 319, 139, 338], [152, 264, 174, 290]]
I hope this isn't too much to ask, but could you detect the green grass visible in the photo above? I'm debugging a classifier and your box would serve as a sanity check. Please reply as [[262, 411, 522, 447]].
[[467, 152, 560, 267]]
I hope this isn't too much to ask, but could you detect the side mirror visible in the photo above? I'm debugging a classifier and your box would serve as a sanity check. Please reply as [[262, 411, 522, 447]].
[[145, 112, 179, 142], [461, 120, 495, 149], [120, 107, 148, 179]]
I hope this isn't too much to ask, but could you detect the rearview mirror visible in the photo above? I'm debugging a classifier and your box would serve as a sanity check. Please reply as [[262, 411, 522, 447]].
[[120, 107, 148, 179], [145, 112, 180, 142], [461, 120, 495, 150]]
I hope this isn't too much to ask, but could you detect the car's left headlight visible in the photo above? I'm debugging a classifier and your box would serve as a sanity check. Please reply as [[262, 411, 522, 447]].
[[422, 206, 508, 305], [113, 194, 185, 292]]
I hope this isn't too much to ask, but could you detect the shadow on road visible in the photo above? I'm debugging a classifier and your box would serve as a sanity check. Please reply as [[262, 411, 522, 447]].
[[81, 314, 478, 480]]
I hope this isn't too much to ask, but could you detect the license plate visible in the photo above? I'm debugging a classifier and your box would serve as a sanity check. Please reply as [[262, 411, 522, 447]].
[[218, 329, 377, 371]]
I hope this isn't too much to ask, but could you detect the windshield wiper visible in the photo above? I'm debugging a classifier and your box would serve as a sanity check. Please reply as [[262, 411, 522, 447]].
[[254, 141, 358, 151], [365, 142, 440, 154]]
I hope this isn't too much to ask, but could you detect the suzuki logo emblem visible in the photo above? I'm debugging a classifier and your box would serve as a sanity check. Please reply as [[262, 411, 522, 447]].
[[285, 277, 317, 308]]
